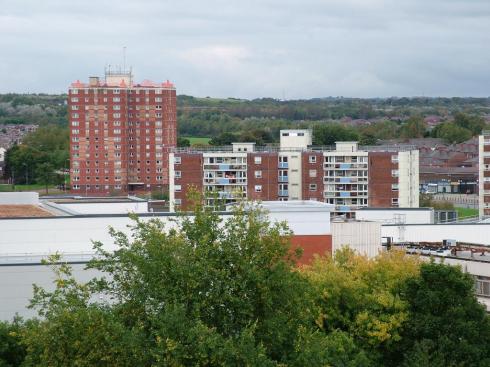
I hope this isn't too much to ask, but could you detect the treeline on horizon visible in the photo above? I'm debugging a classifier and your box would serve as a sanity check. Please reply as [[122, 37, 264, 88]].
[[0, 202, 489, 366], [1, 92, 490, 127], [3, 93, 490, 184]]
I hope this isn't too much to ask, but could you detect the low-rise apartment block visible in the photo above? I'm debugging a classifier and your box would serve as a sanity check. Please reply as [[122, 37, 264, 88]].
[[169, 130, 419, 214]]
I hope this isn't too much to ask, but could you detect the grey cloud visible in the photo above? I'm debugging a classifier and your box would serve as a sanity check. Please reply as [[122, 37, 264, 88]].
[[0, 0, 490, 98]]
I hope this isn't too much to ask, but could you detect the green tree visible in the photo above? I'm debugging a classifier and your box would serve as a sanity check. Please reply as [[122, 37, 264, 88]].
[[432, 122, 472, 143], [400, 116, 427, 139], [392, 262, 490, 366], [35, 162, 55, 194], [209, 131, 238, 145], [23, 198, 338, 365], [0, 318, 26, 367], [453, 112, 485, 135], [4, 125, 69, 185], [177, 136, 190, 147], [312, 123, 359, 145]]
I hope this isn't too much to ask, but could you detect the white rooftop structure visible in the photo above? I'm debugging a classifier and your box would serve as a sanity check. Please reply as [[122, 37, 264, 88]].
[[279, 129, 312, 149]]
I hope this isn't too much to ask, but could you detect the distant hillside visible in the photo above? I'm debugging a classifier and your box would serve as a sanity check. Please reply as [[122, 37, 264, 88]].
[[1, 94, 490, 146]]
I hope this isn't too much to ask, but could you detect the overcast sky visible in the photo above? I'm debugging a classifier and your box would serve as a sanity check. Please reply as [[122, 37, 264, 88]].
[[1, 0, 489, 99]]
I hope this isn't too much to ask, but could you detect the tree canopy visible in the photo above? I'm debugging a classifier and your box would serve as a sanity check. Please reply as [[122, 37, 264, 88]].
[[1, 201, 489, 366]]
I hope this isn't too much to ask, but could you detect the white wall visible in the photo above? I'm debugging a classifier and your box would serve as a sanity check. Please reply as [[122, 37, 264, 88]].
[[279, 130, 312, 149], [266, 210, 331, 235], [0, 192, 39, 205], [398, 150, 419, 208], [279, 152, 302, 200], [0, 264, 101, 321], [355, 208, 433, 224], [0, 208, 332, 257], [332, 221, 381, 258], [382, 223, 490, 245]]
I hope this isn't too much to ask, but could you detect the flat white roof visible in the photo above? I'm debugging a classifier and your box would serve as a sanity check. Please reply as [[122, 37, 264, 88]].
[[260, 200, 334, 212]]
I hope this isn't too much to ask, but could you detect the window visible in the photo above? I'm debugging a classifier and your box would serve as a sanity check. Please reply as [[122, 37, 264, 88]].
[[391, 155, 399, 163], [309, 155, 317, 163], [175, 185, 182, 192], [309, 169, 317, 178], [175, 171, 181, 178], [391, 169, 399, 177], [113, 97, 121, 102], [392, 198, 399, 206], [309, 184, 317, 191], [71, 97, 79, 102], [476, 276, 490, 297], [255, 185, 262, 192], [254, 156, 262, 164], [174, 199, 182, 205], [391, 183, 399, 191], [174, 156, 181, 164], [255, 170, 262, 178], [72, 113, 79, 118]]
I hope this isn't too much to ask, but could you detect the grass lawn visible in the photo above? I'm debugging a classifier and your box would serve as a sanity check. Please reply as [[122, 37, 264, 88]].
[[0, 184, 63, 195], [456, 207, 478, 218], [183, 136, 211, 146]]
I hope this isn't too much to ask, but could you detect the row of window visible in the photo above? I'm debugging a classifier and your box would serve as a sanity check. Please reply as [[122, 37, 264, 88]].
[[72, 184, 122, 190], [73, 176, 164, 182], [72, 128, 164, 135], [71, 89, 169, 95], [251, 184, 317, 193], [72, 112, 166, 119]]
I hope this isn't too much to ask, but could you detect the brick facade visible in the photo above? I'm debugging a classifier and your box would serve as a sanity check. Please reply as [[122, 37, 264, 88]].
[[368, 152, 398, 207], [301, 152, 324, 201], [247, 152, 279, 201], [173, 153, 203, 209]]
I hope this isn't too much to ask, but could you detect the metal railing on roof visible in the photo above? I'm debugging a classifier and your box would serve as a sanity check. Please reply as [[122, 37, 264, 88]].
[[171, 144, 417, 154]]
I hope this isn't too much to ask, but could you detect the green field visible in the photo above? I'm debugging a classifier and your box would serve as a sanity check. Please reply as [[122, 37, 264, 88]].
[[456, 207, 478, 218], [183, 136, 211, 146], [0, 184, 61, 195]]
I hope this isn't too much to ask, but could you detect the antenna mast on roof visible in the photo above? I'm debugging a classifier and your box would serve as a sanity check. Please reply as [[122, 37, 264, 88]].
[[123, 46, 126, 72]]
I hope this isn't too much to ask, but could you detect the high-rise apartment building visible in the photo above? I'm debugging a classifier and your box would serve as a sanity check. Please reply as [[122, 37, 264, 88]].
[[169, 130, 419, 214], [68, 69, 177, 196], [479, 131, 490, 218]]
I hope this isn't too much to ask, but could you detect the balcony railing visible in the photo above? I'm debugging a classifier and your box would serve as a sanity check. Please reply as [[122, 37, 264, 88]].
[[278, 176, 288, 183], [278, 162, 288, 169], [204, 178, 247, 185], [323, 177, 368, 184], [278, 190, 289, 197], [203, 164, 247, 170]]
